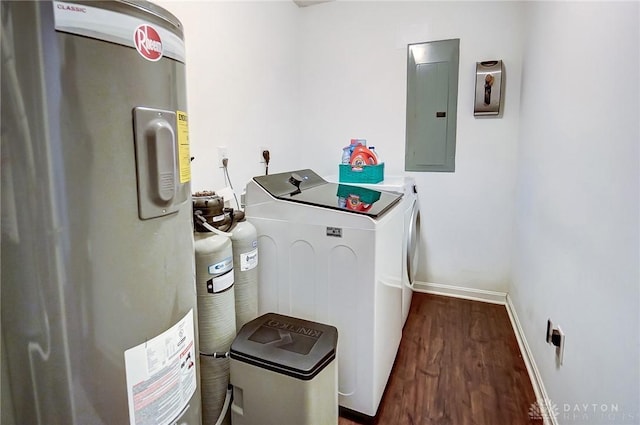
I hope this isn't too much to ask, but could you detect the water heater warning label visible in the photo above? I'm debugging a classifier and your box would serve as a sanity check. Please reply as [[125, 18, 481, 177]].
[[176, 111, 191, 183], [124, 310, 196, 425]]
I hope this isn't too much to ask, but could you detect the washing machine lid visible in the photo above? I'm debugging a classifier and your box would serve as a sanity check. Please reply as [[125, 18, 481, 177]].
[[253, 169, 402, 218]]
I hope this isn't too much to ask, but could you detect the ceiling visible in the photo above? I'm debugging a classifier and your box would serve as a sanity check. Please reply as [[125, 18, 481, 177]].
[[292, 0, 333, 7]]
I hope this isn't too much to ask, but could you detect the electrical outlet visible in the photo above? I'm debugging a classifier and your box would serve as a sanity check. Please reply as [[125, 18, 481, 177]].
[[217, 146, 228, 168], [552, 326, 565, 365], [546, 319, 554, 344], [547, 319, 565, 366], [258, 146, 269, 163]]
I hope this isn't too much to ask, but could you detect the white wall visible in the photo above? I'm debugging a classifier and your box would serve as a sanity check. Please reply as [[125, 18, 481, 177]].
[[511, 1, 639, 422], [296, 1, 524, 290], [157, 0, 524, 292], [155, 0, 301, 193]]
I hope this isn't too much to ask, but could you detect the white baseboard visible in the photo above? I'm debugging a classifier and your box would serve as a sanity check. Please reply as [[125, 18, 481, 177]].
[[413, 281, 555, 425], [505, 294, 557, 425], [413, 281, 507, 304]]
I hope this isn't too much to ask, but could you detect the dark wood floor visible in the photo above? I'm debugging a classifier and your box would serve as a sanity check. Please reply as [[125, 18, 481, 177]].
[[340, 293, 542, 425]]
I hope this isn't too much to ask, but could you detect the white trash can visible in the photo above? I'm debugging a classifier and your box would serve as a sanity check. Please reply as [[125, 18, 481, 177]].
[[229, 313, 338, 425]]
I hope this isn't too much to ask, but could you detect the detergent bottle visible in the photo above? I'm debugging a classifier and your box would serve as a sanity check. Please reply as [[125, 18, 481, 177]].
[[369, 146, 381, 164], [350, 138, 362, 154], [342, 139, 362, 164], [341, 146, 351, 164], [350, 145, 377, 167]]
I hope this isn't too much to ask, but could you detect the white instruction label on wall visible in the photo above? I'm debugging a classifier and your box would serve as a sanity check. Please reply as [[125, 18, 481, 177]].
[[124, 309, 197, 425], [240, 248, 258, 271]]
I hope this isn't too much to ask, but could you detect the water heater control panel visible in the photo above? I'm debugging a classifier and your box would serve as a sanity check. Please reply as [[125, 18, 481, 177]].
[[133, 107, 188, 219]]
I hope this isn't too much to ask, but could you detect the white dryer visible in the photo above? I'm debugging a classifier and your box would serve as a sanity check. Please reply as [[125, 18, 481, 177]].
[[244, 169, 406, 418], [325, 176, 421, 326]]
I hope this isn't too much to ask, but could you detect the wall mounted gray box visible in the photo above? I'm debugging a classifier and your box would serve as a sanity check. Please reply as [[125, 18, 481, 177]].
[[405, 39, 460, 173]]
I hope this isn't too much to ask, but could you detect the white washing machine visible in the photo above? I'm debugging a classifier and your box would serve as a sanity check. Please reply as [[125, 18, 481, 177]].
[[326, 175, 421, 326], [244, 169, 406, 418]]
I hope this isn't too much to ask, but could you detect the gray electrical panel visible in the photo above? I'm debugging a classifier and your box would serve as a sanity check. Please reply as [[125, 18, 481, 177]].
[[405, 39, 459, 172]]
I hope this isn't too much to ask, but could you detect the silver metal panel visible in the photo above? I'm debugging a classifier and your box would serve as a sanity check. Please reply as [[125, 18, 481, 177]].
[[474, 60, 504, 116], [405, 39, 460, 173], [133, 107, 185, 219], [414, 62, 449, 166], [1, 1, 200, 424]]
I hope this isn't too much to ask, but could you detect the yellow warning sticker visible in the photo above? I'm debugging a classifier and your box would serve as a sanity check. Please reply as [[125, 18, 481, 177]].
[[176, 111, 191, 183]]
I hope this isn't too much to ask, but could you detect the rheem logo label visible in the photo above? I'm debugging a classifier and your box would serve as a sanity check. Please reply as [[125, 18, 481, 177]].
[[133, 25, 162, 61]]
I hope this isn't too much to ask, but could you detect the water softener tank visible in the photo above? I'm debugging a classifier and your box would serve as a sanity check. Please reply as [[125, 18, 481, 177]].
[[1, 1, 200, 424], [230, 213, 259, 331], [194, 232, 236, 425]]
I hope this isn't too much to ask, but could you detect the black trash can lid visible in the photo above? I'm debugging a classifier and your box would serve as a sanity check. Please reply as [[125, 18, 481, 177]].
[[230, 313, 338, 381]]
